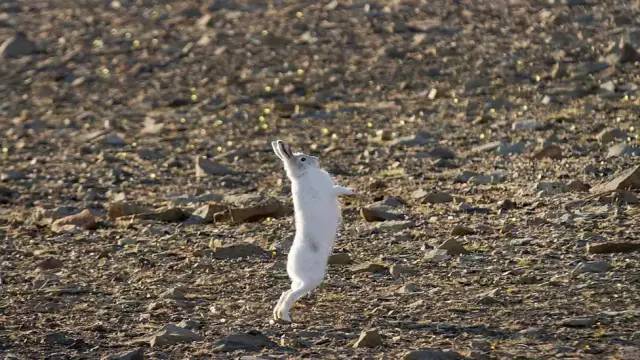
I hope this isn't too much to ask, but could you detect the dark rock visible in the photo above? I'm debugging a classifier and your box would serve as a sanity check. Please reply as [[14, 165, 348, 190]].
[[497, 199, 517, 210], [389, 131, 431, 147], [596, 128, 627, 144], [535, 181, 568, 196], [195, 157, 233, 177], [0, 32, 37, 58], [532, 144, 563, 159], [101, 348, 144, 360], [426, 146, 456, 159], [43, 332, 74, 346], [454, 170, 481, 183], [422, 191, 453, 204], [135, 207, 187, 222], [402, 348, 464, 360], [567, 180, 590, 192], [104, 133, 126, 147], [0, 185, 17, 203], [438, 239, 468, 256], [37, 257, 64, 270], [328, 253, 352, 265], [497, 141, 525, 156], [213, 330, 276, 352], [619, 41, 640, 63], [573, 261, 610, 273], [0, 170, 26, 181], [451, 225, 475, 236], [560, 317, 596, 328]]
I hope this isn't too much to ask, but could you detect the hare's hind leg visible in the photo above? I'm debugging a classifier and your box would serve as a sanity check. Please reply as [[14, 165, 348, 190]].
[[277, 279, 322, 322]]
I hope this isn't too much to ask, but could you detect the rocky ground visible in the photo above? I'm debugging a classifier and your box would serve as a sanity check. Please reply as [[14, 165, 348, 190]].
[[1, 0, 640, 359]]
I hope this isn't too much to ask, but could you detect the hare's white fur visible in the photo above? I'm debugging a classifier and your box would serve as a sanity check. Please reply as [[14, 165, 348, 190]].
[[271, 140, 353, 322]]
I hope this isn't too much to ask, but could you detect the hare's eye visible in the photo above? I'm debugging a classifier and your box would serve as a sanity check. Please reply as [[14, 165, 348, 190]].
[[300, 157, 306, 162]]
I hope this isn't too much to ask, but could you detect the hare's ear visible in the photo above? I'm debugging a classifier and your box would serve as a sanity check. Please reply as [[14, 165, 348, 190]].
[[282, 143, 294, 158], [272, 140, 285, 160]]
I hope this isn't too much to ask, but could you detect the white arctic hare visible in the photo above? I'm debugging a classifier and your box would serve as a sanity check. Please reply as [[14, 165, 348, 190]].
[[271, 140, 354, 322]]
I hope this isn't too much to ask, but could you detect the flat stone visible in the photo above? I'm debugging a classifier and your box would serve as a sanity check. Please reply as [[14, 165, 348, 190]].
[[532, 144, 563, 159], [512, 119, 543, 131], [423, 191, 453, 204], [596, 128, 627, 144], [210, 241, 269, 259], [0, 170, 26, 181], [185, 203, 226, 224], [590, 165, 640, 193], [160, 286, 189, 300], [222, 193, 287, 224], [468, 173, 505, 185], [471, 141, 502, 153], [573, 260, 610, 273], [560, 316, 596, 328], [195, 157, 233, 177], [51, 209, 97, 232], [373, 220, 414, 232], [360, 204, 404, 222], [148, 324, 203, 347], [101, 348, 144, 360], [437, 239, 468, 256], [389, 131, 431, 147], [398, 283, 420, 294], [497, 141, 525, 156], [535, 181, 568, 196], [108, 201, 151, 219], [212, 330, 276, 352], [402, 348, 464, 360], [454, 170, 481, 183], [608, 143, 640, 157], [135, 207, 187, 222], [389, 264, 417, 279], [587, 241, 640, 254], [424, 249, 451, 262], [353, 329, 383, 348], [351, 262, 389, 274], [328, 253, 352, 265]]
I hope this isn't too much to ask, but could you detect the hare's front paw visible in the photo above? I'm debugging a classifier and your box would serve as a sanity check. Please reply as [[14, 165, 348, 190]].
[[273, 306, 292, 323]]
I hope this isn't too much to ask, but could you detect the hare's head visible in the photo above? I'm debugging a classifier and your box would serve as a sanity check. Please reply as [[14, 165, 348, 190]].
[[272, 140, 319, 178]]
